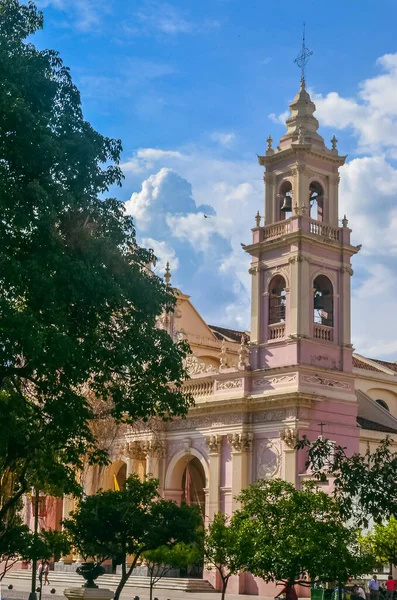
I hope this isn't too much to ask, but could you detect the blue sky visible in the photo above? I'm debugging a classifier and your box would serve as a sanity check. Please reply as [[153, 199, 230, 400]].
[[35, 0, 397, 359]]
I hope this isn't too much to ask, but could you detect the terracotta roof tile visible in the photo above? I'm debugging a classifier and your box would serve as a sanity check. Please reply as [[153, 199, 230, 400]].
[[352, 356, 380, 372], [209, 325, 249, 343], [369, 358, 397, 373]]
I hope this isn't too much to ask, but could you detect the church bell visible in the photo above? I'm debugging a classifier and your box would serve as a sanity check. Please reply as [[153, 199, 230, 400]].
[[280, 193, 292, 212]]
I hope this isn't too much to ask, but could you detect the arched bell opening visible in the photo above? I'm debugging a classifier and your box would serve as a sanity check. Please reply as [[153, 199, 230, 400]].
[[309, 181, 324, 222], [268, 275, 286, 341], [278, 180, 293, 221], [313, 275, 334, 341]]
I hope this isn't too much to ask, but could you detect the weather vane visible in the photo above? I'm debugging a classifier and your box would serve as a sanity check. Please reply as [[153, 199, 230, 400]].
[[294, 23, 313, 86]]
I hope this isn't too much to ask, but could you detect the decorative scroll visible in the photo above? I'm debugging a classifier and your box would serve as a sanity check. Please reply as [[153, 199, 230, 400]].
[[183, 355, 213, 376], [301, 375, 352, 390], [217, 379, 243, 391], [253, 374, 297, 389]]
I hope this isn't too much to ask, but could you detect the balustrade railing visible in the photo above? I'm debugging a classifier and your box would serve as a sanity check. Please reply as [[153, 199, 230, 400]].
[[263, 220, 291, 240], [309, 220, 340, 241], [313, 324, 334, 342], [268, 322, 285, 341], [182, 380, 214, 398]]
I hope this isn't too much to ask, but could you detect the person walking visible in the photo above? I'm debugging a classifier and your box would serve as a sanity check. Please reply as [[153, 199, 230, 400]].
[[385, 576, 396, 600], [353, 585, 366, 599], [369, 575, 380, 600], [43, 561, 50, 586]]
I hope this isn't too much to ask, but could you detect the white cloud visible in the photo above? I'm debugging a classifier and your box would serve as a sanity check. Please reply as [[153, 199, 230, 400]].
[[129, 2, 220, 37], [269, 110, 289, 126], [210, 132, 236, 147], [141, 238, 179, 274], [37, 0, 108, 31]]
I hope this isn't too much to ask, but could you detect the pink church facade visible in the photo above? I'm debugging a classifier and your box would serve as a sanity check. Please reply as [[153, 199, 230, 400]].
[[27, 82, 397, 595]]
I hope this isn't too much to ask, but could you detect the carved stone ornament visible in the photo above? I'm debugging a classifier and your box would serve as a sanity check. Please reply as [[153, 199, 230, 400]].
[[238, 336, 250, 371], [280, 428, 296, 449], [183, 355, 213, 376], [253, 374, 297, 389], [206, 434, 222, 454], [228, 432, 253, 453], [219, 340, 228, 370], [301, 375, 352, 390], [256, 439, 281, 479], [217, 379, 243, 391]]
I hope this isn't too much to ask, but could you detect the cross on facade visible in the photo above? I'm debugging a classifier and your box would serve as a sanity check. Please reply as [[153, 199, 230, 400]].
[[318, 422, 326, 436]]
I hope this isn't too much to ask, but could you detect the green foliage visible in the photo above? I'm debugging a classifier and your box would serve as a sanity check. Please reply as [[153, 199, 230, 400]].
[[234, 479, 371, 586], [360, 517, 397, 567], [0, 522, 70, 580], [63, 476, 203, 600], [204, 512, 243, 599], [297, 436, 397, 527], [0, 0, 192, 524], [142, 543, 203, 600]]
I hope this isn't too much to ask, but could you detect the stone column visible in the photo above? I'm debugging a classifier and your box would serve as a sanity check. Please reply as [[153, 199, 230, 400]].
[[249, 264, 261, 345], [228, 433, 253, 512], [205, 435, 222, 521], [59, 495, 74, 564], [280, 428, 297, 485], [264, 172, 276, 224], [126, 441, 146, 481], [144, 439, 163, 481]]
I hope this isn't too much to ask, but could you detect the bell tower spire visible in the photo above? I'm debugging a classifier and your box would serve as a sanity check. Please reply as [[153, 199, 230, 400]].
[[246, 79, 360, 374]]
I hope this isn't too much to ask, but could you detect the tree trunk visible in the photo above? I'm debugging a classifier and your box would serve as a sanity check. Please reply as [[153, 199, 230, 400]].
[[338, 579, 343, 600], [221, 577, 229, 600], [114, 555, 139, 600], [149, 579, 154, 600]]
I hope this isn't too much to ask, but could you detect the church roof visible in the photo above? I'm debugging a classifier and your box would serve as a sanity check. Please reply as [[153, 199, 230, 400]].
[[357, 416, 397, 434], [209, 325, 246, 343]]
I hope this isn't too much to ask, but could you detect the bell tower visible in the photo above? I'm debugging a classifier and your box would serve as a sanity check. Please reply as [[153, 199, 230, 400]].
[[246, 80, 360, 373]]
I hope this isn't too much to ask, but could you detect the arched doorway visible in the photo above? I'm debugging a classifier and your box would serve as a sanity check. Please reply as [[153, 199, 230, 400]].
[[181, 457, 206, 514]]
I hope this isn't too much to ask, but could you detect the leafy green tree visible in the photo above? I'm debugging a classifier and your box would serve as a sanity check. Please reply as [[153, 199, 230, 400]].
[[360, 517, 397, 571], [0, 524, 70, 581], [142, 543, 203, 600], [297, 436, 397, 527], [234, 479, 372, 596], [204, 513, 244, 600], [63, 475, 203, 600], [0, 0, 191, 527]]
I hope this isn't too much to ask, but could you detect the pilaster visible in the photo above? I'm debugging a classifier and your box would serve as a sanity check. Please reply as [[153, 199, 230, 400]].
[[249, 263, 260, 344], [227, 433, 253, 511], [205, 435, 222, 520], [280, 428, 297, 485]]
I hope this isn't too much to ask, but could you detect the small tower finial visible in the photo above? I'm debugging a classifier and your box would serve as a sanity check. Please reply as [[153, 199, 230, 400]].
[[266, 134, 273, 150], [331, 135, 338, 151], [255, 211, 261, 227], [164, 261, 171, 286], [294, 23, 313, 86]]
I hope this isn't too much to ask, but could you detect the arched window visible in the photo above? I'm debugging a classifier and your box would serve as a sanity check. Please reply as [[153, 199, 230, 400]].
[[376, 399, 390, 412], [269, 275, 286, 324], [279, 180, 293, 221], [309, 181, 324, 222], [313, 275, 333, 327]]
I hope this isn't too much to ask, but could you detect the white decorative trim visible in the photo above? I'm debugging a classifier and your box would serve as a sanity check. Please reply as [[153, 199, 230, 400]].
[[216, 379, 243, 391], [301, 375, 352, 390], [183, 355, 214, 376], [256, 439, 281, 479], [253, 374, 297, 389]]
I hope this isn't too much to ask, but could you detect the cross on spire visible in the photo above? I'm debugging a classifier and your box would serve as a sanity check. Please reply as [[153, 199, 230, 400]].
[[294, 23, 313, 86]]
